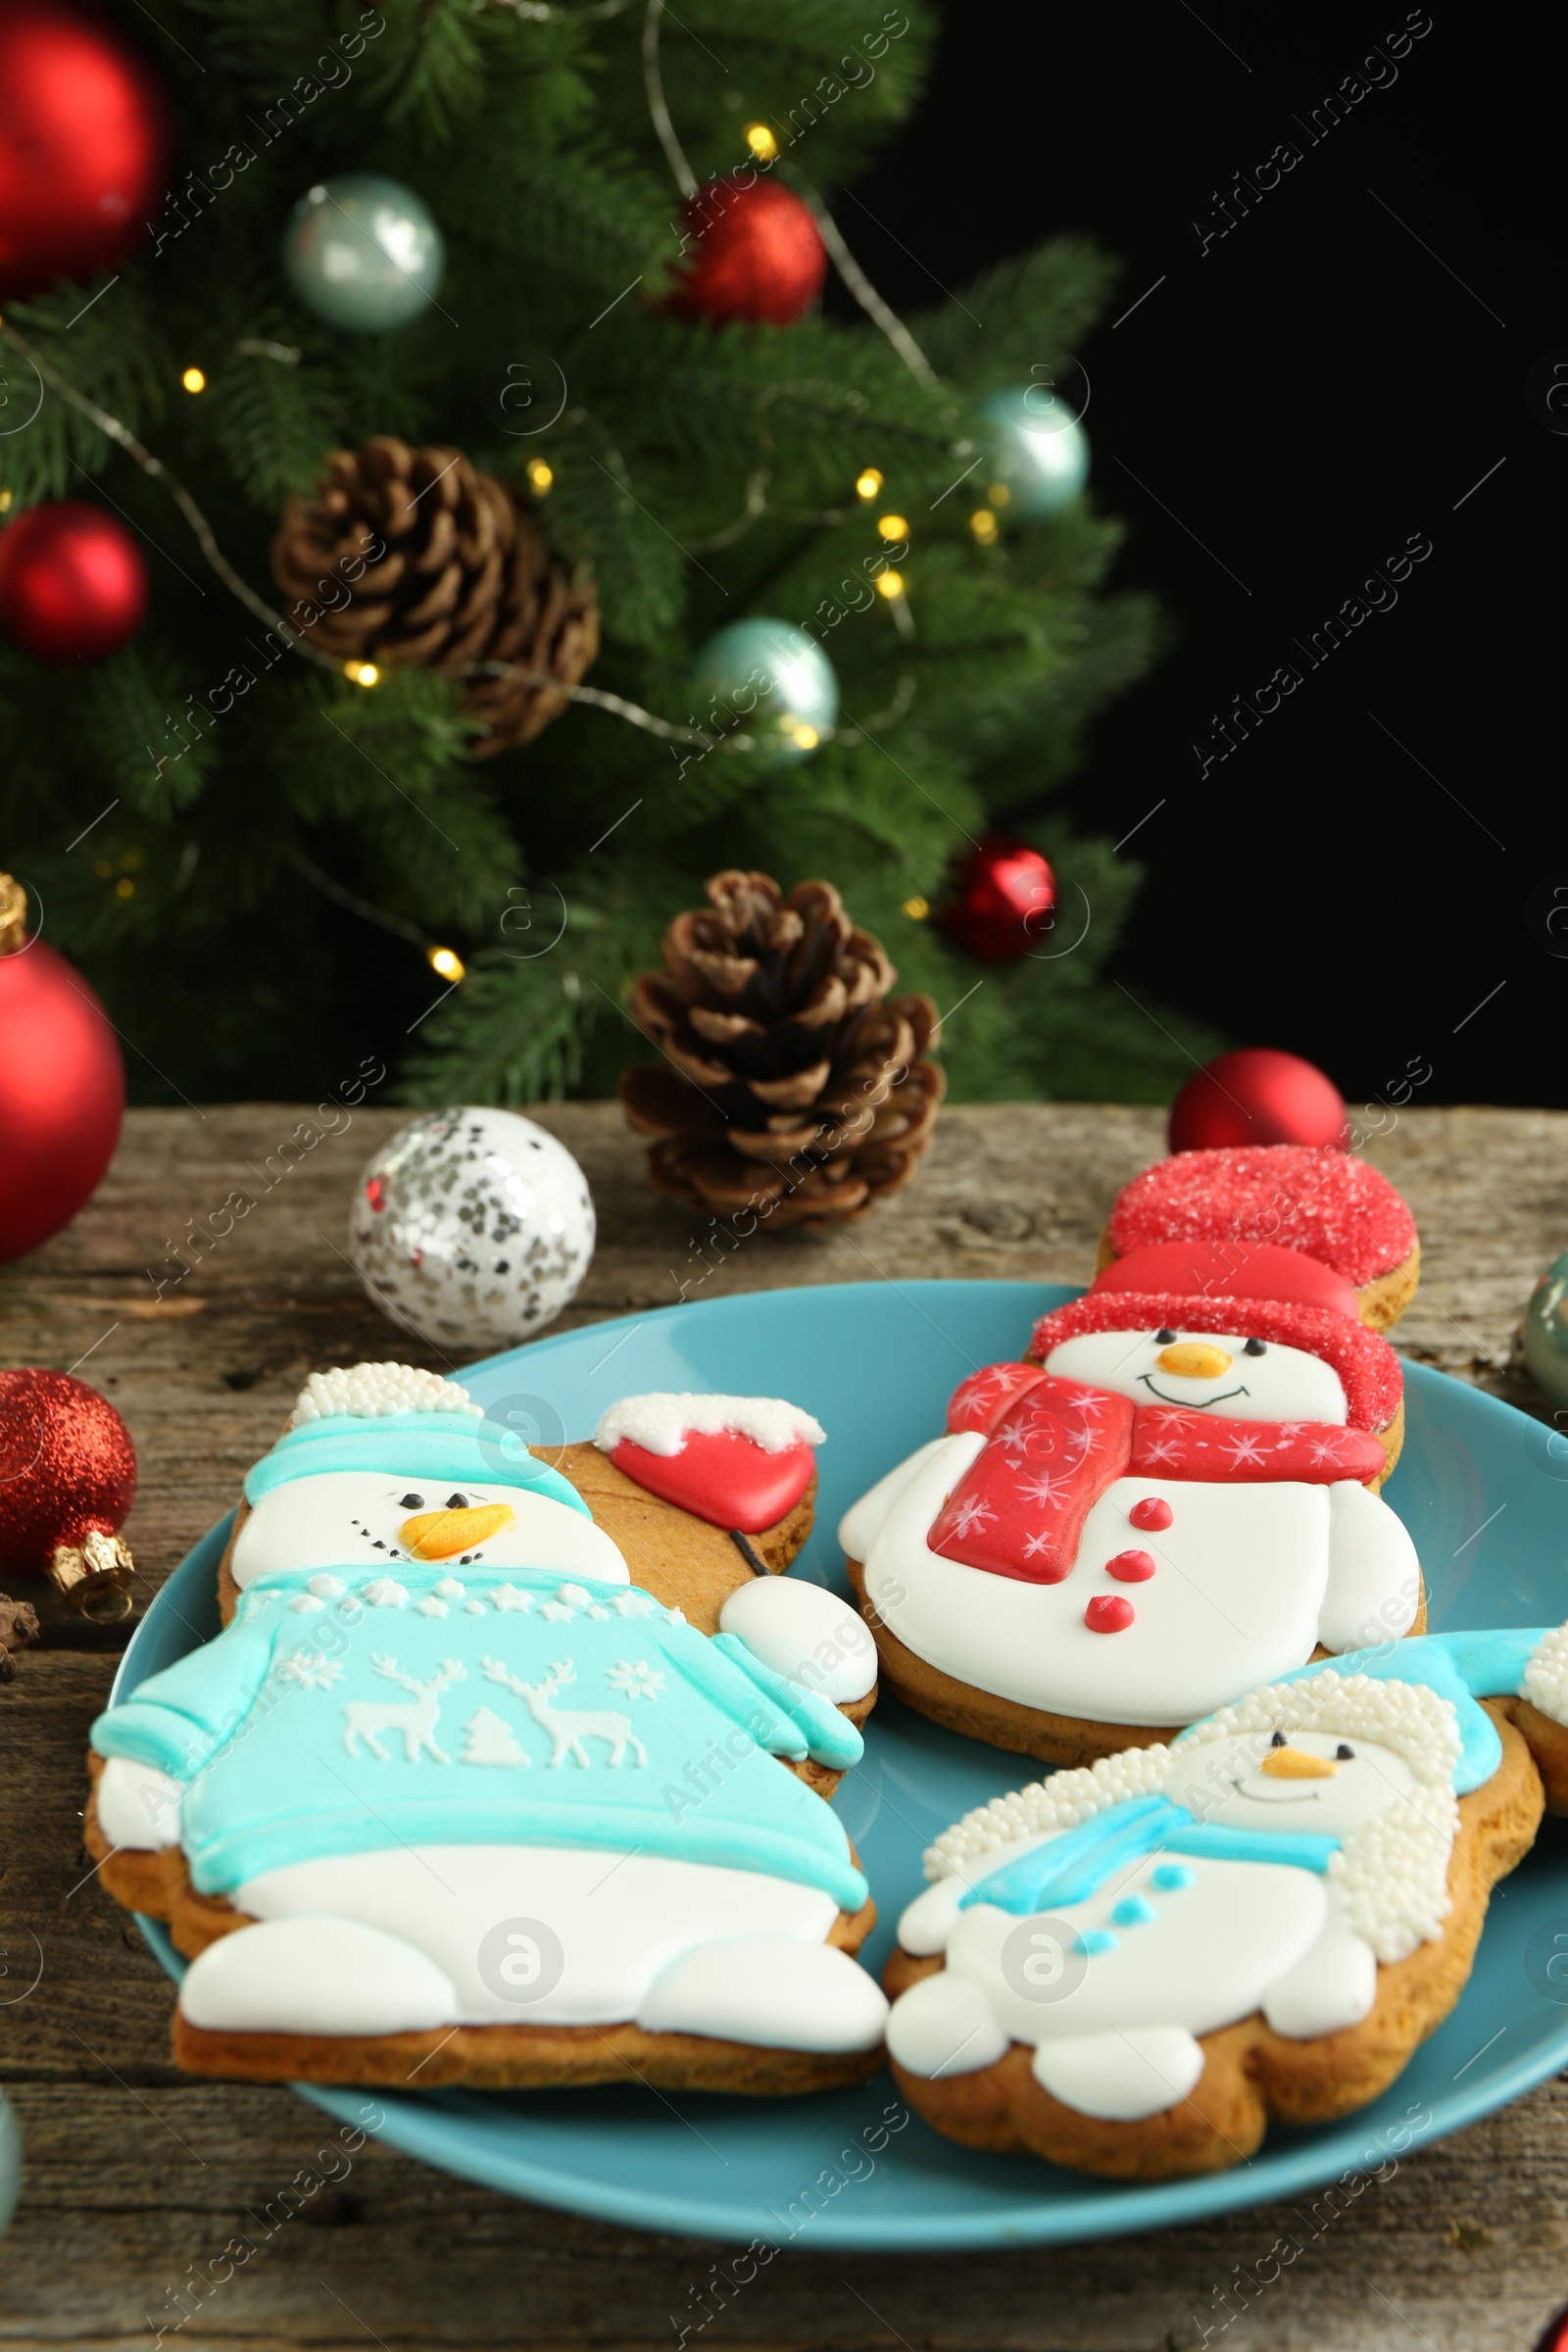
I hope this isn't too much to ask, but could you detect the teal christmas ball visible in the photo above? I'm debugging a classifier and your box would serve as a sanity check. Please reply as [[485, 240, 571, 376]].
[[1525, 1250, 1568, 1408], [282, 173, 445, 332], [0, 2089, 19, 2238], [689, 618, 838, 765], [980, 385, 1090, 518]]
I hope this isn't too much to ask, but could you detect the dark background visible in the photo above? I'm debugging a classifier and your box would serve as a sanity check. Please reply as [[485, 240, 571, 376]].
[[844, 2, 1557, 1108]]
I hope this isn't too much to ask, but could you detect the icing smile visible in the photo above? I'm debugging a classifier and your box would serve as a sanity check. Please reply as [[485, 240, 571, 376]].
[[1136, 1377, 1250, 1408]]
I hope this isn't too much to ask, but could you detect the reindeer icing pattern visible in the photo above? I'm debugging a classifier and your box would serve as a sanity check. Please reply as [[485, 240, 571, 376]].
[[342, 1655, 468, 1764], [481, 1657, 652, 1768]]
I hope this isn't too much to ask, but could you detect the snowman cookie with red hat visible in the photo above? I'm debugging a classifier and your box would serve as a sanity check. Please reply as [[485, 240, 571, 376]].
[[842, 1247, 1419, 1768], [86, 1365, 885, 2094]]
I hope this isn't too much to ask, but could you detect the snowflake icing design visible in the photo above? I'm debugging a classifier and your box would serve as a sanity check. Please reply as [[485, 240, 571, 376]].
[[277, 1648, 345, 1692], [949, 1494, 998, 1541], [1139, 1434, 1183, 1467], [1021, 1530, 1055, 1559], [1220, 1433, 1267, 1468], [607, 1659, 666, 1701], [1015, 1470, 1065, 1510]]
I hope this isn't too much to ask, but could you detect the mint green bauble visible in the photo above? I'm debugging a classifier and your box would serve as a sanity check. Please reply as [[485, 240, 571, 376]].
[[980, 386, 1090, 518], [689, 618, 838, 765], [0, 2090, 19, 2239], [282, 174, 445, 332], [1524, 1250, 1568, 1407]]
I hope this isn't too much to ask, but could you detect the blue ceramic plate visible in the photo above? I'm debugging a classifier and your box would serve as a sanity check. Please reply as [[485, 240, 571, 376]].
[[116, 1280, 1568, 2249]]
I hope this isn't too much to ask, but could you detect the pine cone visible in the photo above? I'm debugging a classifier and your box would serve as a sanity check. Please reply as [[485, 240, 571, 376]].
[[270, 436, 599, 757], [620, 871, 945, 1229]]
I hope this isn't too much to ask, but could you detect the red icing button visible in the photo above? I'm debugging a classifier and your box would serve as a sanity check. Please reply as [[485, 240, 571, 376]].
[[1128, 1496, 1173, 1532], [1085, 1594, 1135, 1633], [1105, 1548, 1156, 1583]]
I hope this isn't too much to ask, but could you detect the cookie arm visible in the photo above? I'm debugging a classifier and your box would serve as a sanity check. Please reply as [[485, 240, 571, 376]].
[[681, 1631, 865, 1769], [838, 1437, 952, 1563], [1260, 1886, 1378, 2038], [90, 1615, 276, 1780], [1317, 1481, 1421, 1654]]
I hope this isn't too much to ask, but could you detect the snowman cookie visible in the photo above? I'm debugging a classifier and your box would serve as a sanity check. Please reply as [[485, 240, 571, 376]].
[[1101, 1144, 1419, 1331], [882, 1625, 1568, 2180], [842, 1276, 1417, 1767], [86, 1365, 886, 2093]]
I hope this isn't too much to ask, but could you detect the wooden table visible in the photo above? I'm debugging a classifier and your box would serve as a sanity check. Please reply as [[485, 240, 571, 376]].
[[4, 1102, 1566, 2351]]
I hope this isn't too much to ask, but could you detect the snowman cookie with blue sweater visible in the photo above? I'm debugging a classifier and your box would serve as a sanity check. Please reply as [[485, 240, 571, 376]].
[[87, 1362, 884, 2092], [883, 1626, 1568, 2179]]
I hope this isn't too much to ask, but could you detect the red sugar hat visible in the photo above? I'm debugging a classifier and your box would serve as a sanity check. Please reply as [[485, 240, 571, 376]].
[[1091, 1238, 1360, 1320], [1027, 1290, 1403, 1434], [1106, 1146, 1415, 1290]]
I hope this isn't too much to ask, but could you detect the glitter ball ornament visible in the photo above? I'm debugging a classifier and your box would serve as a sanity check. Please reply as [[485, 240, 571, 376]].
[[1169, 1049, 1348, 1152], [282, 173, 445, 333], [350, 1107, 595, 1349], [666, 177, 826, 327], [0, 1367, 137, 1613], [980, 386, 1090, 519]]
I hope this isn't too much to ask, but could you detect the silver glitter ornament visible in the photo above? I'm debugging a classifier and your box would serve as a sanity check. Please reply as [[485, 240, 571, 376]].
[[350, 1107, 593, 1350]]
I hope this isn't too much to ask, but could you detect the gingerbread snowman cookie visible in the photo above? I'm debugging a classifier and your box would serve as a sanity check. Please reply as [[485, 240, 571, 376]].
[[87, 1364, 886, 2092], [842, 1258, 1419, 1766], [883, 1625, 1568, 2180]]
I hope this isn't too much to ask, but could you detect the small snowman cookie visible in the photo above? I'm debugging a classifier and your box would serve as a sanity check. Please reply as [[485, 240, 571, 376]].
[[1101, 1144, 1419, 1331], [86, 1366, 884, 2095], [843, 1277, 1416, 1768], [883, 1625, 1568, 2180]]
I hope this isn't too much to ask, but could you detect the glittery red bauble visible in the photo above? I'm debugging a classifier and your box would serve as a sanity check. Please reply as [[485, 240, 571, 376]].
[[1169, 1049, 1348, 1152], [0, 1370, 135, 1578], [0, 3, 173, 299], [0, 935, 124, 1260], [666, 178, 827, 326], [0, 503, 149, 663], [938, 835, 1056, 964]]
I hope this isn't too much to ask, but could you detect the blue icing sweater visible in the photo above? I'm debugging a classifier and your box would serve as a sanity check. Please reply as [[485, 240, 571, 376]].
[[91, 1566, 868, 1912]]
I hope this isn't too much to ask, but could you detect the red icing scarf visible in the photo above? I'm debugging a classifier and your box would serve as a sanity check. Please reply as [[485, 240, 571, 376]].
[[931, 1362, 1387, 1586]]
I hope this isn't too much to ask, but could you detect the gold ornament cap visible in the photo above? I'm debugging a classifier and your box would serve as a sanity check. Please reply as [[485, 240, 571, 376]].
[[0, 872, 25, 956]]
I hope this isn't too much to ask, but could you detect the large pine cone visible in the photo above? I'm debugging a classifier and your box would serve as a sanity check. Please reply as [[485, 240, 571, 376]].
[[270, 437, 599, 757], [621, 871, 945, 1229]]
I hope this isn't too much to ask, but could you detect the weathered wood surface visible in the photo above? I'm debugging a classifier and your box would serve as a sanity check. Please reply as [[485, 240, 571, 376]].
[[2, 1101, 1566, 2351]]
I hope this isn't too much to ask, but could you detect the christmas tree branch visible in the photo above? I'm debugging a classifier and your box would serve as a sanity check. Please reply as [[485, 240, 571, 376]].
[[281, 846, 438, 956], [794, 186, 940, 391]]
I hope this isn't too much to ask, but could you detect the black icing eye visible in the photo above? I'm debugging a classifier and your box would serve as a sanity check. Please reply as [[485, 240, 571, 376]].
[[1270, 1730, 1287, 1748], [1154, 1327, 1177, 1347], [446, 1492, 468, 1509], [400, 1493, 424, 1510], [1337, 1743, 1354, 1760], [1245, 1337, 1267, 1357]]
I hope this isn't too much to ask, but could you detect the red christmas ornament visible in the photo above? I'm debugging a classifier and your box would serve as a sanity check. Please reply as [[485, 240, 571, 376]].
[[0, 1367, 136, 1613], [666, 178, 827, 326], [938, 835, 1056, 964], [0, 3, 173, 300], [1169, 1048, 1348, 1153], [0, 876, 124, 1262], [0, 503, 149, 664]]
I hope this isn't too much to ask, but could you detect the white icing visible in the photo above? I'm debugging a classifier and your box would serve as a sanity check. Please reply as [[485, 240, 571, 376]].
[[230, 1844, 850, 2028], [1318, 1480, 1420, 1651], [289, 1594, 324, 1614], [717, 1579, 877, 1703], [636, 1936, 888, 2053], [363, 1577, 409, 1608], [1031, 2027, 1204, 2122], [1525, 1624, 1568, 1726], [307, 1574, 345, 1598], [96, 1756, 183, 1850], [231, 1472, 629, 1589], [854, 1432, 1421, 1726], [1260, 1887, 1378, 2037], [433, 1575, 466, 1599], [1043, 1329, 1348, 1423], [837, 1435, 953, 1563], [288, 1361, 482, 1428], [179, 1915, 458, 2035], [414, 1596, 449, 1618], [884, 1969, 1009, 2079], [594, 1392, 826, 1458], [925, 1746, 1174, 1881]]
